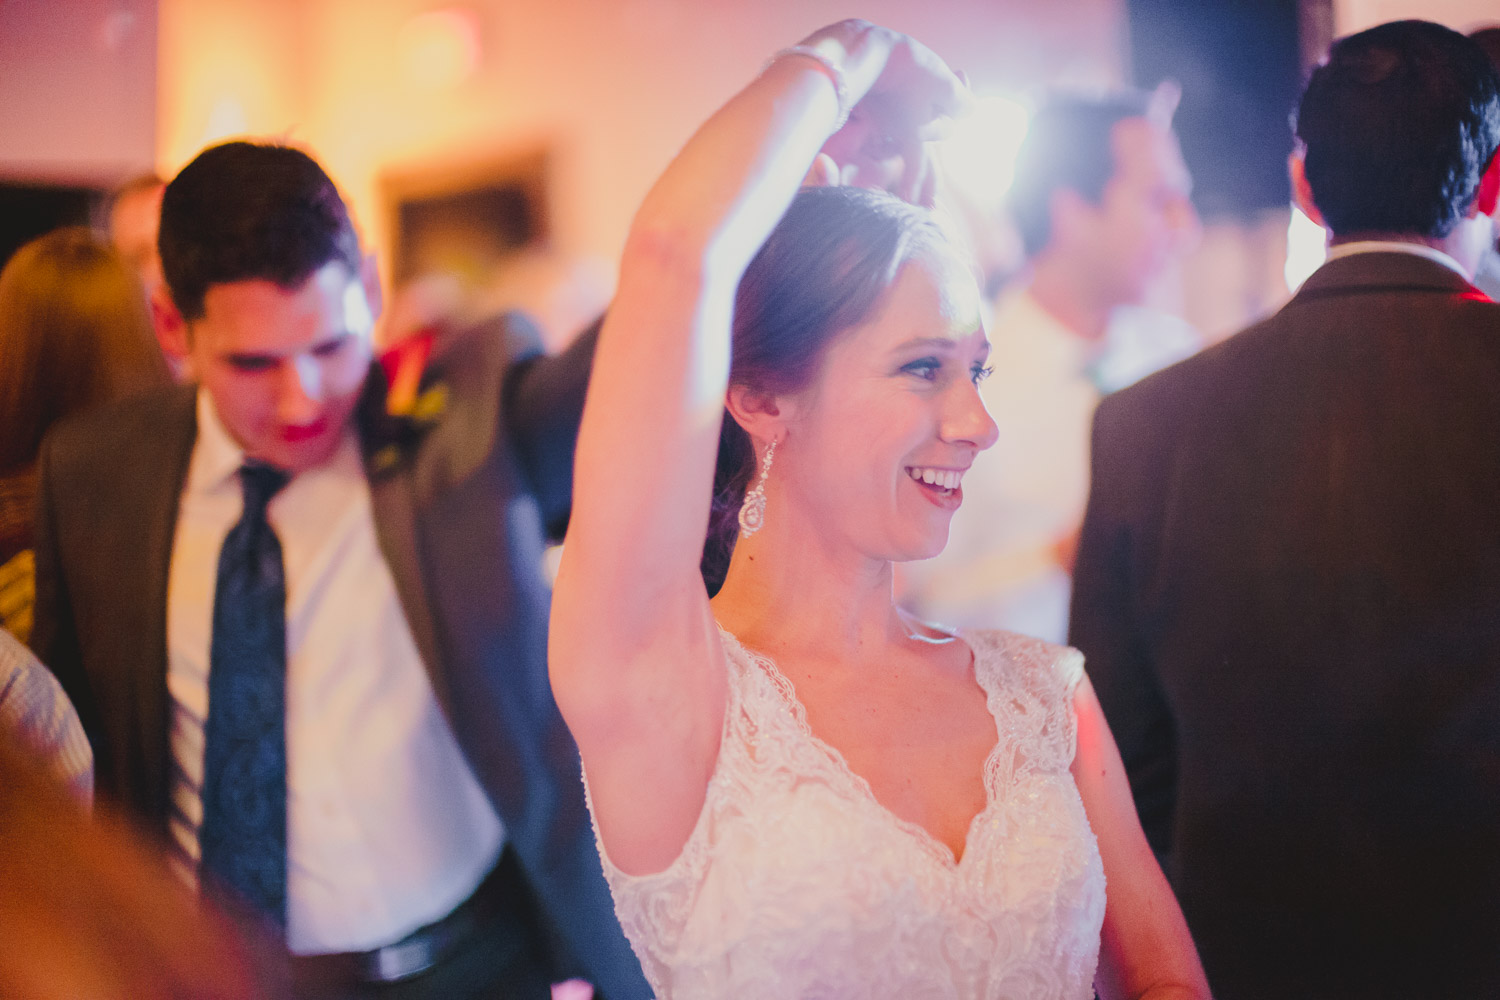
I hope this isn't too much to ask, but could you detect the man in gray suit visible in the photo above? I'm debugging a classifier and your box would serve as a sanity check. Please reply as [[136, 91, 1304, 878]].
[[1069, 20, 1500, 1000], [32, 141, 647, 999]]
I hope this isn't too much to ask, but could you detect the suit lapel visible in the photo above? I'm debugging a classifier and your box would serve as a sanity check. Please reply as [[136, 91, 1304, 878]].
[[136, 387, 200, 824], [358, 368, 452, 714]]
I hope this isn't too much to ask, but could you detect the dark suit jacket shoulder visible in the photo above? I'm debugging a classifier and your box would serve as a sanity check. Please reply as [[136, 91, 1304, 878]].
[[1071, 252, 1500, 997], [1085, 253, 1500, 647], [32, 384, 197, 821]]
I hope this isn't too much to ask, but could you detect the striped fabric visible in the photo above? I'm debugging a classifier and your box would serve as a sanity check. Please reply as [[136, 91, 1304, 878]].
[[0, 627, 92, 806]]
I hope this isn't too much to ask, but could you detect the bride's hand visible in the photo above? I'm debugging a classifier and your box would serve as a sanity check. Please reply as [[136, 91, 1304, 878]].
[[798, 21, 971, 206]]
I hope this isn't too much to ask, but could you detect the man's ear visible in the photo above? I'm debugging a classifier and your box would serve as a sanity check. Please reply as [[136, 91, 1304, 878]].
[[1048, 187, 1093, 251], [1288, 152, 1326, 229], [725, 383, 790, 445], [1471, 152, 1500, 218], [151, 284, 188, 359], [361, 252, 384, 325]]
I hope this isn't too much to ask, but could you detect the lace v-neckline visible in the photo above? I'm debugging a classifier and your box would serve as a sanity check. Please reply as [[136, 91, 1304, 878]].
[[716, 625, 1007, 869]]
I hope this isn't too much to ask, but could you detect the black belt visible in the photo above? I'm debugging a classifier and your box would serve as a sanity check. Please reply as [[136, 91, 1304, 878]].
[[290, 848, 523, 986]]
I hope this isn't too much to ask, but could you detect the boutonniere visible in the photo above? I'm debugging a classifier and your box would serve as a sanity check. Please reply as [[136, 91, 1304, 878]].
[[371, 328, 450, 474], [408, 383, 449, 423]]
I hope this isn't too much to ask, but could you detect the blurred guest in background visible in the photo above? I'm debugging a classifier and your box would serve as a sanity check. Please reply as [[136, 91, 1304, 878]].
[[0, 728, 275, 1000], [901, 90, 1200, 642], [0, 227, 170, 642], [108, 172, 166, 287], [1071, 20, 1500, 999], [33, 141, 647, 1000], [107, 171, 190, 379]]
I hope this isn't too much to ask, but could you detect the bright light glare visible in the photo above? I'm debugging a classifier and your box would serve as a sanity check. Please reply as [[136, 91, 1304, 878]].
[[398, 8, 482, 93], [1284, 204, 1328, 292], [939, 95, 1031, 213], [203, 97, 249, 145]]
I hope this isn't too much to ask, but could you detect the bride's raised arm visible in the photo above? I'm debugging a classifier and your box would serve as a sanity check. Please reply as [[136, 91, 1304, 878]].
[[550, 21, 965, 875]]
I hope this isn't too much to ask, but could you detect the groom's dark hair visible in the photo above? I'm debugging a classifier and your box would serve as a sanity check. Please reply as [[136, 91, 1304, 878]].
[[1293, 20, 1500, 238], [159, 141, 362, 321]]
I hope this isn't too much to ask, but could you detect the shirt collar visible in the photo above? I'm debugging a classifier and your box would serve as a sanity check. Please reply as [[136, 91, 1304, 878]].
[[1325, 240, 1470, 280], [187, 391, 247, 496], [187, 391, 364, 496]]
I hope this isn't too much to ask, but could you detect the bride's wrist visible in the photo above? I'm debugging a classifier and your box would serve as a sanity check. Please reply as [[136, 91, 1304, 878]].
[[766, 45, 854, 129], [786, 21, 890, 114]]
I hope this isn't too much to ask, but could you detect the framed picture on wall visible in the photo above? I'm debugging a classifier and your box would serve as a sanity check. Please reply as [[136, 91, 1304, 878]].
[[380, 147, 551, 290]]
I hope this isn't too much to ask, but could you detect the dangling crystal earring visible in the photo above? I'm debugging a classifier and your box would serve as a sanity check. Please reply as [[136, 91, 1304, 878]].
[[737, 438, 777, 538]]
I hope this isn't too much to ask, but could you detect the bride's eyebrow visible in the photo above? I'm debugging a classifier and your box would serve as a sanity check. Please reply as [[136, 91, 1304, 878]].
[[889, 336, 963, 354], [888, 328, 988, 355]]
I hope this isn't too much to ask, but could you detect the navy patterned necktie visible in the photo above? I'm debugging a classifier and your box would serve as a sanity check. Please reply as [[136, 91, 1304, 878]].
[[200, 462, 292, 928]]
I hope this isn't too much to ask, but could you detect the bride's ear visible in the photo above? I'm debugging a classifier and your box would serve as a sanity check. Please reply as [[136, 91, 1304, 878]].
[[726, 383, 792, 442]]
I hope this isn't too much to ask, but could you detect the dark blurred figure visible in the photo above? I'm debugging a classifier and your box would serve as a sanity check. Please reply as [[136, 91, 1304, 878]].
[[107, 172, 190, 379], [0, 227, 170, 641], [1071, 20, 1500, 1000], [0, 727, 275, 1000], [1473, 26, 1500, 299], [902, 90, 1200, 642]]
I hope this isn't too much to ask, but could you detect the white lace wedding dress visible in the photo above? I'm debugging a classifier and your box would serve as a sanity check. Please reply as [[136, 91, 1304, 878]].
[[587, 627, 1106, 999]]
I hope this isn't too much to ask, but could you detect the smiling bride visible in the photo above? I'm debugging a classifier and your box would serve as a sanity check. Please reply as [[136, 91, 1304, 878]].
[[548, 19, 1209, 1000]]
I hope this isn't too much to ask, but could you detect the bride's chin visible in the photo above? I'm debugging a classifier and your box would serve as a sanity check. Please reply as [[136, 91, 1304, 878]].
[[887, 533, 951, 565]]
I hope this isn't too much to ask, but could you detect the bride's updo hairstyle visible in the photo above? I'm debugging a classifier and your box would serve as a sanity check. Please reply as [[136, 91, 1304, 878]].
[[703, 184, 951, 592]]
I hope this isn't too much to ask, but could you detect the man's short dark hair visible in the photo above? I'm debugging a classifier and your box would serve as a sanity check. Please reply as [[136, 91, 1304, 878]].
[[159, 141, 362, 321], [1007, 92, 1153, 259], [1470, 27, 1500, 72], [1293, 20, 1500, 239]]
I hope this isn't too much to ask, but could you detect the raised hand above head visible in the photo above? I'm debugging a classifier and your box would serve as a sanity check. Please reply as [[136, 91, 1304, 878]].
[[795, 20, 972, 206]]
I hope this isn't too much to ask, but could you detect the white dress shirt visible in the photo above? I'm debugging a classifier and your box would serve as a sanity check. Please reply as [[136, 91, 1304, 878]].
[[900, 286, 1200, 642], [167, 393, 503, 954], [1325, 239, 1470, 279]]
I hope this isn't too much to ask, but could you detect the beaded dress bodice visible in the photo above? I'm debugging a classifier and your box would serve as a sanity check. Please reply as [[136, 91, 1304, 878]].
[[588, 628, 1106, 1000]]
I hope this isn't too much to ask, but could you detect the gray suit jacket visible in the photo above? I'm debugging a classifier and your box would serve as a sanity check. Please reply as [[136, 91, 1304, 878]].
[[1070, 252, 1500, 999], [31, 313, 649, 998]]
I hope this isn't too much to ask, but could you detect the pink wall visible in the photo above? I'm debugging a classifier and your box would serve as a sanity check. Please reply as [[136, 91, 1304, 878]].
[[1336, 0, 1498, 33], [0, 0, 157, 184], [152, 0, 1126, 283]]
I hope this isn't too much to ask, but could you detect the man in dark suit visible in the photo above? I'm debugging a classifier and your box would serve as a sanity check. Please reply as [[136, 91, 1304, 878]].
[[32, 141, 647, 999], [1069, 20, 1500, 1000]]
